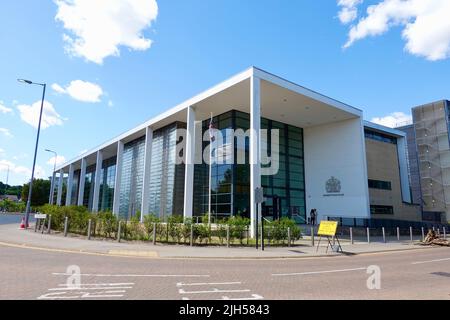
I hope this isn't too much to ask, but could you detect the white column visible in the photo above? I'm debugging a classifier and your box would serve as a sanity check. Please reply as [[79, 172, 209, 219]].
[[66, 164, 74, 206], [250, 76, 261, 238], [183, 106, 196, 219], [77, 158, 87, 206], [113, 141, 124, 216], [49, 171, 56, 204], [92, 150, 103, 213], [141, 127, 153, 222], [56, 169, 64, 206]]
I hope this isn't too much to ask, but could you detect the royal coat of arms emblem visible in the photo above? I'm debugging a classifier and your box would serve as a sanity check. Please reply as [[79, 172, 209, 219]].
[[326, 177, 341, 193]]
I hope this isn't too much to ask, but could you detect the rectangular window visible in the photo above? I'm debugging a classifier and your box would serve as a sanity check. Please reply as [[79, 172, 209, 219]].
[[364, 129, 397, 144], [370, 205, 394, 215], [368, 179, 392, 190]]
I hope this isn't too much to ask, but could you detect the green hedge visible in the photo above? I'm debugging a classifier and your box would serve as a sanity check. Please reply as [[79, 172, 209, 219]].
[[39, 205, 302, 246], [0, 199, 26, 213]]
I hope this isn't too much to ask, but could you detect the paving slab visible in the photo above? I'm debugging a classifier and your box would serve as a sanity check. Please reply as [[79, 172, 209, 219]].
[[0, 222, 433, 259]]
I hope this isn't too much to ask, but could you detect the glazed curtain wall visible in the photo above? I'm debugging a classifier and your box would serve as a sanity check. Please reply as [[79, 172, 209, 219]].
[[99, 156, 116, 212], [119, 137, 146, 220], [148, 123, 186, 221], [192, 110, 306, 222]]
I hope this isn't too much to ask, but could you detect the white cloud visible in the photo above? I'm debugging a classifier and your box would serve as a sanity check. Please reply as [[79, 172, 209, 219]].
[[52, 80, 103, 103], [371, 112, 412, 128], [338, 0, 363, 24], [0, 149, 5, 155], [55, 0, 159, 64], [0, 160, 46, 182], [47, 155, 67, 167], [0, 101, 13, 114], [0, 128, 13, 138], [51, 83, 66, 94], [17, 101, 66, 130], [108, 100, 114, 107], [342, 0, 450, 61]]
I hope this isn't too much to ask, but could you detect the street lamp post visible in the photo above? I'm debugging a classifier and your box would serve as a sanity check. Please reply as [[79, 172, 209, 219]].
[[18, 79, 46, 229], [45, 149, 57, 205]]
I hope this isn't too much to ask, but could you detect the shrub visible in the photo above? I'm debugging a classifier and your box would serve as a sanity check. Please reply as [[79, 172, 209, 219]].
[[228, 216, 250, 245], [143, 214, 160, 240], [168, 215, 183, 244], [96, 211, 118, 238], [182, 218, 193, 245]]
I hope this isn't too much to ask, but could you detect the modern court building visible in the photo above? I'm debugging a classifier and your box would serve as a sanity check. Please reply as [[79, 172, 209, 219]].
[[53, 67, 427, 236]]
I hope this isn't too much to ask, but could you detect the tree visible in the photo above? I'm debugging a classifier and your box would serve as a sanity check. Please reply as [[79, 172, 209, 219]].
[[21, 179, 51, 208], [0, 182, 23, 198]]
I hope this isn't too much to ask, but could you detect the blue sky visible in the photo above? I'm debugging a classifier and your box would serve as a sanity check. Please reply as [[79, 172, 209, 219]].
[[1, 0, 449, 185]]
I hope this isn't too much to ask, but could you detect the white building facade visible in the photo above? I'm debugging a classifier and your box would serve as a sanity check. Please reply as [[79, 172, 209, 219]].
[[53, 67, 420, 236]]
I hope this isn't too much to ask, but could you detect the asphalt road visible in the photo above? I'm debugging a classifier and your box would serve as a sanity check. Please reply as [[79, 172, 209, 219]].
[[0, 242, 448, 300], [0, 213, 36, 225]]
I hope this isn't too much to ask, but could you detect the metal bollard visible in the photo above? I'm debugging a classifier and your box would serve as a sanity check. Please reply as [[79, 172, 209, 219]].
[[350, 227, 354, 245], [190, 223, 194, 247], [153, 223, 157, 245], [87, 219, 92, 240], [117, 221, 122, 243], [166, 223, 169, 243], [397, 227, 400, 241], [34, 219, 39, 232], [422, 227, 425, 242], [410, 227, 413, 244], [382, 227, 386, 243], [64, 217, 68, 237], [444, 227, 447, 239], [437, 228, 441, 237], [288, 227, 291, 248], [311, 227, 315, 247], [47, 215, 52, 234], [367, 227, 370, 244], [226, 225, 230, 248], [41, 218, 46, 234]]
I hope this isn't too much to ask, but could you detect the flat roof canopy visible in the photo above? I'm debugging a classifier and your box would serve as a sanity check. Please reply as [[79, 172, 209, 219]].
[[58, 67, 362, 171], [193, 77, 360, 128]]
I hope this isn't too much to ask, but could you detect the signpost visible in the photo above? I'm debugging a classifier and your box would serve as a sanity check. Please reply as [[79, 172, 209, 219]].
[[34, 213, 47, 232], [316, 221, 343, 253], [255, 187, 265, 250]]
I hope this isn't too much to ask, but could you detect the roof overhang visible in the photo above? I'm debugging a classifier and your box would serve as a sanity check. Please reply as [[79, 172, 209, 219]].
[[57, 67, 363, 171], [364, 121, 406, 138]]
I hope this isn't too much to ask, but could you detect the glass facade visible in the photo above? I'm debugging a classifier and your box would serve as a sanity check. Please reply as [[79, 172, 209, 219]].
[[71, 170, 80, 205], [83, 165, 96, 210], [365, 129, 397, 144], [148, 122, 186, 220], [119, 137, 146, 220], [194, 112, 234, 218], [66, 112, 306, 224], [99, 156, 116, 211], [193, 110, 306, 222]]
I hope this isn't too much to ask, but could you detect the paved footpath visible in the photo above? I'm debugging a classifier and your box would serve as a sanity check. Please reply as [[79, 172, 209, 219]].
[[0, 221, 437, 259]]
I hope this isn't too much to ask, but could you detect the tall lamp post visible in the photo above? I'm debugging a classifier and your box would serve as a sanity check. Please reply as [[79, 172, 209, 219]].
[[18, 79, 46, 228], [45, 149, 57, 205]]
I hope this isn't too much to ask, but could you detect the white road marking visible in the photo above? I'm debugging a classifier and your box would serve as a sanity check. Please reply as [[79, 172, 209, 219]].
[[58, 283, 134, 287], [52, 273, 209, 278], [411, 258, 450, 265], [221, 294, 264, 300], [179, 288, 251, 295], [272, 267, 367, 277], [49, 286, 133, 291], [177, 282, 241, 287]]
